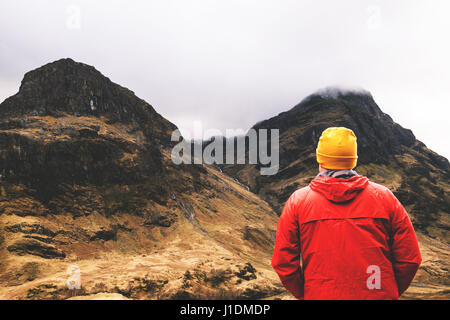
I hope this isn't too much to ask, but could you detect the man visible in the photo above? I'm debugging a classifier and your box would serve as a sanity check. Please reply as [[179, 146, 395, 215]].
[[272, 127, 421, 300]]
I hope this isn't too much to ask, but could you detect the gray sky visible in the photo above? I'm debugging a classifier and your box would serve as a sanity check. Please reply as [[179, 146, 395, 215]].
[[1, 0, 449, 158]]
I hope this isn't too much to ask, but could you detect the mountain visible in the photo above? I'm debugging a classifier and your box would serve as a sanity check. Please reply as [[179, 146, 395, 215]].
[[0, 60, 448, 300], [0, 58, 175, 144], [222, 87, 450, 290], [0, 59, 282, 299]]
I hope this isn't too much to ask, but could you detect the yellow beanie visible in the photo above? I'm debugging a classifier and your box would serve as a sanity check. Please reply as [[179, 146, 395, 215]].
[[316, 127, 358, 170]]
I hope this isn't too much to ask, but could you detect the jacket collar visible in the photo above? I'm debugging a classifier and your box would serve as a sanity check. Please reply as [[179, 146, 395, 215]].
[[316, 169, 358, 179]]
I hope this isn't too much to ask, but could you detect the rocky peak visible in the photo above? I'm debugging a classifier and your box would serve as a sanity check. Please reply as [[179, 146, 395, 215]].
[[300, 87, 381, 118], [224, 87, 449, 235], [253, 87, 417, 165], [0, 58, 176, 143], [19, 58, 104, 92]]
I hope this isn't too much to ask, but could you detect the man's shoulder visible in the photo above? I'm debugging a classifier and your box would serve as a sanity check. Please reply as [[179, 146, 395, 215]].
[[363, 180, 399, 209], [366, 180, 394, 196], [287, 185, 314, 206], [291, 185, 312, 198], [289, 178, 396, 200]]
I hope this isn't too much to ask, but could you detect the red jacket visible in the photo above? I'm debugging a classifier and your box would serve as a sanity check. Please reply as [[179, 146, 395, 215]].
[[272, 175, 421, 300]]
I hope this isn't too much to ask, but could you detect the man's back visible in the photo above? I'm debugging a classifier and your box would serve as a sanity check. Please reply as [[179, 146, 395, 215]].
[[272, 174, 422, 300]]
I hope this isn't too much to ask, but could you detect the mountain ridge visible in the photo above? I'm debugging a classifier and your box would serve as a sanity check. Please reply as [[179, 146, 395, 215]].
[[0, 58, 176, 145]]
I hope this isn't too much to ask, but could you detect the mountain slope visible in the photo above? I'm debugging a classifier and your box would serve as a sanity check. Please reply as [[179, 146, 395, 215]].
[[223, 87, 450, 289], [0, 59, 282, 300]]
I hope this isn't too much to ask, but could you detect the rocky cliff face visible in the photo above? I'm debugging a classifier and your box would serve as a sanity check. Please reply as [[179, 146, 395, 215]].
[[0, 59, 282, 300], [0, 58, 175, 144], [223, 87, 450, 288]]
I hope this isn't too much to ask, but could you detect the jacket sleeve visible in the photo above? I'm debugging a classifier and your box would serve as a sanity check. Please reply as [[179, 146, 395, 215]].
[[389, 193, 422, 296], [271, 192, 304, 299]]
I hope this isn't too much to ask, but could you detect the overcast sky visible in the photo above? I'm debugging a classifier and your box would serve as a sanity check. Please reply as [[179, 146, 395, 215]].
[[1, 0, 449, 158]]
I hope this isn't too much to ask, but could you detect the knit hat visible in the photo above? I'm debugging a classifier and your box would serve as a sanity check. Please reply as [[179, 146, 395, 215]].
[[316, 127, 358, 170]]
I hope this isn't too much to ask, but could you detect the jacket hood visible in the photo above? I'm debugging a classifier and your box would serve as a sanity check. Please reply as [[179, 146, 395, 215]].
[[309, 175, 369, 203]]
